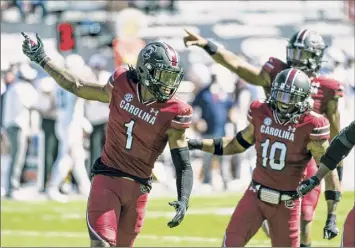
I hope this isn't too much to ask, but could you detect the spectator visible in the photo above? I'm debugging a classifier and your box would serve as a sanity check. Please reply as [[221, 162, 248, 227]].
[[192, 64, 234, 190], [3, 62, 39, 198], [85, 54, 110, 167], [13, 0, 47, 22], [30, 0, 47, 20], [34, 76, 58, 192]]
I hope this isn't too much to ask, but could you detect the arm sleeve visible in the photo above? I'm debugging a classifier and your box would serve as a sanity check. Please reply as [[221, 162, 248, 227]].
[[309, 116, 331, 141], [106, 70, 118, 90], [106, 68, 126, 108], [262, 57, 276, 75], [247, 100, 259, 125], [329, 79, 344, 100], [261, 57, 285, 83], [320, 121, 355, 169], [170, 147, 193, 205], [170, 106, 193, 130], [106, 68, 127, 90]]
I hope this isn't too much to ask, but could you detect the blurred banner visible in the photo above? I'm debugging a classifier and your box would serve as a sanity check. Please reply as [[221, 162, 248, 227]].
[[1, 2, 353, 72], [112, 8, 146, 67]]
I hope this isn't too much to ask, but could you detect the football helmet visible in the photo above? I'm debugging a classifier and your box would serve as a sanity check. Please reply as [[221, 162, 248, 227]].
[[136, 42, 184, 103], [269, 68, 312, 123], [286, 29, 326, 74]]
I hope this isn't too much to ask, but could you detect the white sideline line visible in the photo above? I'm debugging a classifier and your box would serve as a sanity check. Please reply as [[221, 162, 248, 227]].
[[1, 230, 335, 246], [1, 230, 219, 243]]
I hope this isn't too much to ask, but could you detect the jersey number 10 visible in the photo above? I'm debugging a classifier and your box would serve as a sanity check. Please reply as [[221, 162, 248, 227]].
[[124, 120, 135, 150], [260, 139, 287, 170]]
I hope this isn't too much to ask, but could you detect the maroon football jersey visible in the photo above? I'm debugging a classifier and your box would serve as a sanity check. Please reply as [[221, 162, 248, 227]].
[[247, 100, 330, 191], [261, 57, 344, 115], [101, 68, 192, 178]]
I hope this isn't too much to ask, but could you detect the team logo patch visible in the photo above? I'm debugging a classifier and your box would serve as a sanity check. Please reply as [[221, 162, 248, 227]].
[[143, 45, 157, 59], [150, 108, 159, 116], [287, 126, 296, 133], [264, 117, 272, 126], [124, 93, 134, 102]]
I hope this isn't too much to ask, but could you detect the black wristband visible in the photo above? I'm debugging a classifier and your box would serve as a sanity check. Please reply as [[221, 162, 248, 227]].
[[236, 132, 252, 149], [213, 138, 223, 155], [336, 166, 343, 182], [203, 40, 218, 56], [187, 139, 203, 150], [310, 175, 320, 187], [39, 56, 50, 68], [325, 190, 342, 202]]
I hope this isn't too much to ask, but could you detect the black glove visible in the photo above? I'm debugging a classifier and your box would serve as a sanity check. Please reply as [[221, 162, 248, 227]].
[[293, 176, 320, 200], [323, 214, 339, 240], [21, 32, 49, 66], [167, 200, 187, 228], [187, 138, 203, 150]]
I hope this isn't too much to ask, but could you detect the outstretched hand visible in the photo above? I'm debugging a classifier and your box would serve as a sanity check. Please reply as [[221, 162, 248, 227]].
[[21, 32, 48, 65], [183, 28, 208, 48]]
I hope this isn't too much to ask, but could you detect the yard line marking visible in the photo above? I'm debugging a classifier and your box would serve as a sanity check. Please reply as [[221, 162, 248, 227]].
[[1, 230, 219, 243]]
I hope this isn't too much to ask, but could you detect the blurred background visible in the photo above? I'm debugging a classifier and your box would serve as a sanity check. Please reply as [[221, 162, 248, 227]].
[[1, 0, 354, 247]]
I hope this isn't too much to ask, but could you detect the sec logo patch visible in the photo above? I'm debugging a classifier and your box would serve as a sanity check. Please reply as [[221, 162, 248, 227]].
[[124, 93, 134, 102], [264, 117, 272, 126]]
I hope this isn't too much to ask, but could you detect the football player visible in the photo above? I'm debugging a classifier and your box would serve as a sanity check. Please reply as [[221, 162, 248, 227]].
[[188, 68, 340, 247], [21, 33, 193, 247], [295, 121, 354, 247], [184, 28, 343, 246]]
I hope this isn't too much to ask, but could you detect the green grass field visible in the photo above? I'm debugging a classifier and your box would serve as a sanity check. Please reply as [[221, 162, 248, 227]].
[[1, 191, 354, 247]]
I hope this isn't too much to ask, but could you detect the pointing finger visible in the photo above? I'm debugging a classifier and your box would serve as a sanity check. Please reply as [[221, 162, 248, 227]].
[[21, 32, 29, 39], [36, 33, 43, 45], [183, 28, 193, 36]]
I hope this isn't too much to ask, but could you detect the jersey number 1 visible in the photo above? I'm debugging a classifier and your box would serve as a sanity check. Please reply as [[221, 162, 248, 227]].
[[124, 120, 135, 150], [260, 139, 287, 170]]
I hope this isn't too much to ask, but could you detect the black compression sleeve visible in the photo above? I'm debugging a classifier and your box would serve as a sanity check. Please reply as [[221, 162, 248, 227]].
[[170, 147, 193, 205], [320, 121, 355, 170]]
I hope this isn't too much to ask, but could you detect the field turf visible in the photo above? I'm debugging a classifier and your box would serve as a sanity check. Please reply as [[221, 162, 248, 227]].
[[1, 191, 353, 247]]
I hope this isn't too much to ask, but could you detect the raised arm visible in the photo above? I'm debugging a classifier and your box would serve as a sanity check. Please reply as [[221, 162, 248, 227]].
[[188, 122, 256, 155], [42, 60, 111, 102], [183, 29, 270, 88], [21, 32, 111, 103]]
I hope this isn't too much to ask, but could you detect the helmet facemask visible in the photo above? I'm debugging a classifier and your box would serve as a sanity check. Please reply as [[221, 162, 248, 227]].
[[286, 30, 326, 75], [270, 73, 312, 123], [286, 44, 324, 74], [142, 63, 183, 103]]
